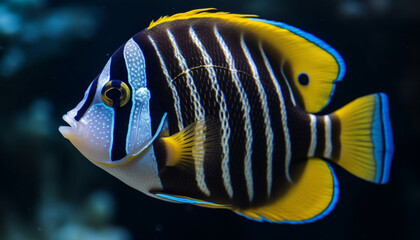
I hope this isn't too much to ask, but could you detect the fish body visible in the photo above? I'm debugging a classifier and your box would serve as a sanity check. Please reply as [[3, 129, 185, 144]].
[[59, 9, 394, 223]]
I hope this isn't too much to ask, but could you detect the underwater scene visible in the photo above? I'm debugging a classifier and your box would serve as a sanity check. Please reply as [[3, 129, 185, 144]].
[[1, 0, 419, 239]]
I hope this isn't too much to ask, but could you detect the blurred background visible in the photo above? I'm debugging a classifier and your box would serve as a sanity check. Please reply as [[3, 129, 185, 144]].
[[0, 0, 419, 239]]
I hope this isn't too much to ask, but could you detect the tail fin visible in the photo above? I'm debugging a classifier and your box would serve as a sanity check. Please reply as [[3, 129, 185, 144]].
[[331, 93, 393, 184]]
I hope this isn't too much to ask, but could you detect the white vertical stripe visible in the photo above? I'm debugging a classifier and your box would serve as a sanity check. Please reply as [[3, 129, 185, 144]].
[[215, 27, 253, 202], [189, 27, 233, 198], [124, 38, 149, 155], [280, 61, 297, 106], [147, 35, 184, 130], [167, 29, 205, 120], [259, 44, 293, 183], [307, 114, 317, 157], [124, 38, 147, 88], [324, 115, 332, 159], [166, 28, 209, 196], [242, 38, 274, 200]]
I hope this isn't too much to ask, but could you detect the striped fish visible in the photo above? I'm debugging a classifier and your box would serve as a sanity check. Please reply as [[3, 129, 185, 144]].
[[59, 9, 394, 223]]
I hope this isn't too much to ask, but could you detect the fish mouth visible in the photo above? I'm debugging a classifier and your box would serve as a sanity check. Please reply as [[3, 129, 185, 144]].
[[58, 114, 77, 139]]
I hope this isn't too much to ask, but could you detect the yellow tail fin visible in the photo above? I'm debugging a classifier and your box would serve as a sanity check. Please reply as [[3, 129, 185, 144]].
[[332, 93, 393, 184]]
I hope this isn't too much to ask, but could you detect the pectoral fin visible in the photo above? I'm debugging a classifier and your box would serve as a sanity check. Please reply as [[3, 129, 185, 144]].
[[158, 116, 220, 170]]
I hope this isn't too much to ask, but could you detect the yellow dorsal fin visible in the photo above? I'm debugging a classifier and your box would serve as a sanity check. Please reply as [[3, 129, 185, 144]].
[[235, 158, 339, 223], [148, 8, 257, 29], [148, 9, 345, 113], [159, 116, 220, 170]]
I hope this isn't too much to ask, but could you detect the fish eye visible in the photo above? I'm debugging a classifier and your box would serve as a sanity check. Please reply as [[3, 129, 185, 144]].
[[298, 73, 309, 86], [101, 80, 131, 108]]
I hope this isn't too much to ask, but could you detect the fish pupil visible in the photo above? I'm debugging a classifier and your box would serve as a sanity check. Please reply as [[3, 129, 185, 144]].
[[298, 73, 310, 86], [106, 88, 122, 100]]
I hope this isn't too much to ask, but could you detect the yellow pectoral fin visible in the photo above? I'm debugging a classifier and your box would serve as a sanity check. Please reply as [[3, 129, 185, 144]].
[[160, 116, 220, 170], [235, 158, 339, 223]]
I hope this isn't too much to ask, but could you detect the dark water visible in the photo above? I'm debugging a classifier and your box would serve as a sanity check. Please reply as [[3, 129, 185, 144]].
[[1, 0, 419, 239]]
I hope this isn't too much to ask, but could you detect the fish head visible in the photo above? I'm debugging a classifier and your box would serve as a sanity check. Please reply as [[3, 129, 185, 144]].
[[59, 39, 155, 168]]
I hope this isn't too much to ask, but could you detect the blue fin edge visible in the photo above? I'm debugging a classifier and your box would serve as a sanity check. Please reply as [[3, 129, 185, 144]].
[[250, 18, 346, 82], [237, 162, 340, 224], [373, 93, 394, 184], [250, 18, 346, 111], [155, 193, 220, 206]]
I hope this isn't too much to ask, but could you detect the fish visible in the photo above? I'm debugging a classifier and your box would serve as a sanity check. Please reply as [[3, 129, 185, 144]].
[[59, 9, 394, 223]]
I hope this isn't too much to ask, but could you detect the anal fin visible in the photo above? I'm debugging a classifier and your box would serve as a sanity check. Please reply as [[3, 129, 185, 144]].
[[235, 158, 339, 223]]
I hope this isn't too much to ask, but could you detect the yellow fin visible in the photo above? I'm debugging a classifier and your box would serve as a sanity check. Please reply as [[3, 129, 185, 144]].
[[148, 9, 345, 113], [154, 193, 228, 209], [332, 93, 393, 184], [235, 158, 339, 223], [160, 117, 220, 170], [148, 8, 257, 29]]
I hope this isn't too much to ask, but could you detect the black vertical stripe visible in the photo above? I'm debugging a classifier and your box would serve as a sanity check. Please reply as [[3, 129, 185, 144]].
[[215, 66, 248, 207], [171, 74, 195, 125], [75, 76, 98, 121], [280, 60, 305, 109], [315, 116, 326, 158], [259, 47, 289, 202], [215, 25, 254, 207], [167, 26, 199, 126], [330, 114, 341, 161], [240, 33, 271, 205], [110, 81, 121, 107], [109, 45, 132, 161], [193, 69, 228, 201], [147, 27, 185, 134]]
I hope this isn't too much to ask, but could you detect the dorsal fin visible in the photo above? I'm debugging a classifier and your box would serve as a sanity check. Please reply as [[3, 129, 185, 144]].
[[148, 9, 346, 113], [148, 8, 257, 29], [252, 19, 346, 112]]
